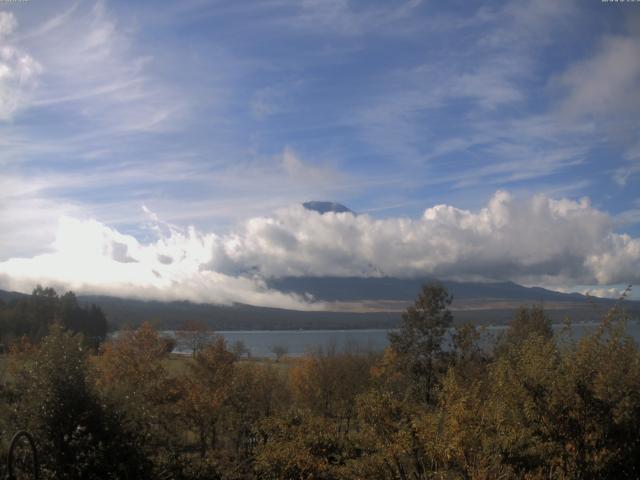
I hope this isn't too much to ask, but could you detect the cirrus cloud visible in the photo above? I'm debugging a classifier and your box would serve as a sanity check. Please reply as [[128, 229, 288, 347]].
[[0, 11, 41, 121]]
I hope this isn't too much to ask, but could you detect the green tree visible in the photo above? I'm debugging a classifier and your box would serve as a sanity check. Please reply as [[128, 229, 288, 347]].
[[13, 325, 151, 479], [450, 322, 486, 385], [226, 363, 290, 459], [271, 344, 288, 361], [388, 283, 453, 404], [496, 304, 552, 356], [0, 287, 108, 346], [57, 291, 108, 347]]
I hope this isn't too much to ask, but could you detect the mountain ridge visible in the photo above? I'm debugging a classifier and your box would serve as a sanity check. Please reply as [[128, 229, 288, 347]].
[[1, 279, 636, 330], [265, 277, 592, 303]]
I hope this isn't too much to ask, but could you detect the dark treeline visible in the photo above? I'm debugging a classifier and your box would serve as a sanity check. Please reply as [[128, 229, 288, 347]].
[[0, 284, 639, 479], [0, 286, 108, 347]]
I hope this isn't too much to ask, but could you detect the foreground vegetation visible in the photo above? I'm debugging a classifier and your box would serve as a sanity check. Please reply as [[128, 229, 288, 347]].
[[0, 285, 639, 479]]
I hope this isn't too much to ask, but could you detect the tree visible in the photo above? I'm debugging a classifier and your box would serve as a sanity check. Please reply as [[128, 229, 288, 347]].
[[450, 323, 486, 385], [179, 335, 236, 458], [0, 287, 108, 347], [13, 325, 151, 478], [93, 322, 180, 468], [57, 291, 108, 347], [226, 363, 290, 458], [24, 285, 58, 340], [388, 283, 453, 404], [290, 345, 373, 430], [495, 304, 552, 356], [270, 344, 288, 362], [355, 388, 429, 479], [254, 412, 367, 480], [177, 320, 210, 356], [232, 339, 250, 359]]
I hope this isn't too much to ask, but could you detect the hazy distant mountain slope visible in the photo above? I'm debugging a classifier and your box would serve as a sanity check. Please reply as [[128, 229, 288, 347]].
[[75, 295, 398, 330], [0, 289, 27, 303], [64, 293, 640, 330], [266, 277, 591, 303], [302, 201, 354, 214], [1, 279, 636, 331]]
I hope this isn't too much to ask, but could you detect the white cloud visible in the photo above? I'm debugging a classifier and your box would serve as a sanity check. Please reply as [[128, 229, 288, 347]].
[[280, 146, 337, 184], [585, 233, 640, 285], [221, 191, 636, 286], [3, 191, 637, 308], [0, 11, 16, 37], [250, 86, 283, 119], [0, 216, 311, 309], [22, 2, 185, 133], [553, 28, 640, 186], [0, 12, 41, 121], [556, 33, 640, 120], [0, 174, 80, 260], [347, 0, 582, 171], [283, 0, 423, 36], [582, 286, 628, 300], [0, 144, 355, 261]]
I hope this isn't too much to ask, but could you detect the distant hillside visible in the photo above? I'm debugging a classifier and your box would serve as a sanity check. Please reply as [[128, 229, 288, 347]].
[[266, 277, 594, 303], [75, 295, 398, 331], [1, 278, 637, 331], [72, 293, 640, 331], [0, 289, 28, 303]]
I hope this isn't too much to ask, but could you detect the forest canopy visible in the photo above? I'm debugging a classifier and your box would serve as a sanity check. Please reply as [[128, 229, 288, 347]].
[[0, 283, 638, 479], [0, 286, 108, 347]]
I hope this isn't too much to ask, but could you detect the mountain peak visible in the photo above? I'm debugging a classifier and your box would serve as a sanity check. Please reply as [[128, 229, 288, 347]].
[[303, 201, 353, 214]]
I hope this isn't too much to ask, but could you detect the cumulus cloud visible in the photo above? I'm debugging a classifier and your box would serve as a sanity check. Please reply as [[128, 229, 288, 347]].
[[220, 191, 639, 286], [0, 12, 41, 120], [0, 216, 311, 309], [582, 287, 628, 300], [0, 175, 80, 260], [0, 191, 638, 307]]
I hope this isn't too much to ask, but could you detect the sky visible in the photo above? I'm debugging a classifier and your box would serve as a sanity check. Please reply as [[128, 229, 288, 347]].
[[0, 0, 639, 306]]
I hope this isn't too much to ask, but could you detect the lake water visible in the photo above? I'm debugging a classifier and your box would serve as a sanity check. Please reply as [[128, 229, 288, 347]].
[[164, 321, 640, 358]]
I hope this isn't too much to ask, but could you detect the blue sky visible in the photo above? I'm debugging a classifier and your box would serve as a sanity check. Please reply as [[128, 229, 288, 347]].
[[1, 0, 639, 305]]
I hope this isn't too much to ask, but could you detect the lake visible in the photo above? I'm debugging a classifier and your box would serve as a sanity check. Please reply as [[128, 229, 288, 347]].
[[164, 321, 640, 358]]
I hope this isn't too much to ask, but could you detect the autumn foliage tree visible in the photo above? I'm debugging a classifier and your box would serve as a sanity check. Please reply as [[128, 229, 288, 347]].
[[2, 284, 640, 479], [290, 345, 374, 430], [179, 335, 236, 458], [92, 322, 180, 472]]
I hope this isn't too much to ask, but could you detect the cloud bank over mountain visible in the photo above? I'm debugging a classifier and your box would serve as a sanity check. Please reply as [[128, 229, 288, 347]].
[[1, 1, 639, 310], [0, 191, 637, 307]]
